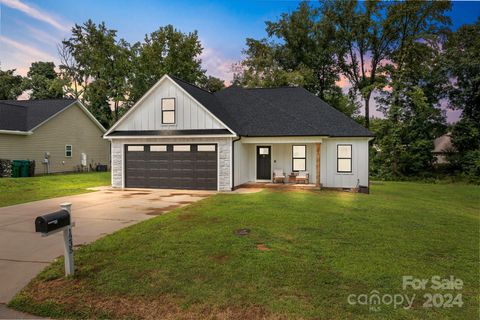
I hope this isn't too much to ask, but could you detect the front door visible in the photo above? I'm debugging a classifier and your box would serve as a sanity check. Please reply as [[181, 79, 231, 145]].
[[256, 146, 271, 180]]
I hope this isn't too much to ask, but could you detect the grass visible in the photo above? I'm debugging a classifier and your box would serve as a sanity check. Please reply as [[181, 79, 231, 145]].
[[9, 181, 480, 319], [0, 172, 111, 207]]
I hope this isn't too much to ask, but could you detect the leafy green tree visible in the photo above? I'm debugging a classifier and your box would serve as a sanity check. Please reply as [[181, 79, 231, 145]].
[[444, 20, 480, 181], [369, 1, 451, 177], [320, 0, 397, 128], [24, 61, 65, 99], [130, 25, 205, 102], [234, 2, 354, 115], [200, 76, 225, 92], [444, 19, 480, 127], [0, 67, 23, 100], [62, 20, 131, 123]]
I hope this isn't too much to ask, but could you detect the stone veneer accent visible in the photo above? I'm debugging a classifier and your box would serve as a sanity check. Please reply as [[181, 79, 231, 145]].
[[110, 137, 232, 191]]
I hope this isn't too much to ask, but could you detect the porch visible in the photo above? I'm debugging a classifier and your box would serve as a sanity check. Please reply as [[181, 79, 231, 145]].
[[233, 137, 322, 188]]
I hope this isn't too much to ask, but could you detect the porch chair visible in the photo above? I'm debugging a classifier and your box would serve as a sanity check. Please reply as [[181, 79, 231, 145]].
[[273, 169, 286, 183], [296, 171, 309, 184]]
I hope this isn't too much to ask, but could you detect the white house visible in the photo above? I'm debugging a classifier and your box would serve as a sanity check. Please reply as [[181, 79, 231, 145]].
[[104, 75, 374, 191]]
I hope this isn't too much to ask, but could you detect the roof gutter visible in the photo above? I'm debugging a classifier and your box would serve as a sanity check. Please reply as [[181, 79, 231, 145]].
[[0, 130, 33, 135]]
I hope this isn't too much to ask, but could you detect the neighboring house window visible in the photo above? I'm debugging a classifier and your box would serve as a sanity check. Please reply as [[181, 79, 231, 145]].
[[65, 145, 72, 157], [162, 98, 175, 124], [292, 145, 306, 171], [337, 144, 352, 173]]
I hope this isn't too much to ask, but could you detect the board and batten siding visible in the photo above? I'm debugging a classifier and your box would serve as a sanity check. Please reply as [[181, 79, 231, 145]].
[[320, 138, 369, 188], [0, 103, 110, 175], [233, 138, 370, 188], [115, 79, 226, 131], [233, 142, 318, 186]]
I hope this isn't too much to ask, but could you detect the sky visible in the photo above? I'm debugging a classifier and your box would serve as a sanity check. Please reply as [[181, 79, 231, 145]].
[[1, 0, 479, 122]]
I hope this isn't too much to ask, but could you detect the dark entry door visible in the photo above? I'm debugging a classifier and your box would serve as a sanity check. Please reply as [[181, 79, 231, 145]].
[[125, 144, 217, 190], [256, 146, 271, 180]]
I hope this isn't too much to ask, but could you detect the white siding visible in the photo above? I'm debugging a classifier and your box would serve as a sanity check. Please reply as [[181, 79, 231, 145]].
[[233, 141, 253, 186], [233, 137, 370, 188], [233, 142, 318, 186], [321, 138, 369, 188], [115, 79, 226, 131]]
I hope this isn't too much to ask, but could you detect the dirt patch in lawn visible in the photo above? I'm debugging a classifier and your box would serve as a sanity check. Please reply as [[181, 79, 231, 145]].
[[256, 244, 271, 251], [210, 254, 229, 264], [20, 278, 284, 319]]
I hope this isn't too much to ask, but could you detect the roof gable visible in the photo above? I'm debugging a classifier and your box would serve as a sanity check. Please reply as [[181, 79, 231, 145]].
[[106, 75, 235, 135], [0, 99, 106, 134]]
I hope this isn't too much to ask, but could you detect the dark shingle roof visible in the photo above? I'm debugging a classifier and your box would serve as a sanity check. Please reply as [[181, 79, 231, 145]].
[[170, 76, 241, 132], [0, 99, 76, 132], [170, 76, 373, 137]]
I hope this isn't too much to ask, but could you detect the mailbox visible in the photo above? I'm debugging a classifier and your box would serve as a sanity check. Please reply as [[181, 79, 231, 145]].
[[35, 209, 71, 234]]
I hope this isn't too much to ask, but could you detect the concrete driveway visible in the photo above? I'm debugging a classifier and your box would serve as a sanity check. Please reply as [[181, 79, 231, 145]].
[[0, 188, 213, 304]]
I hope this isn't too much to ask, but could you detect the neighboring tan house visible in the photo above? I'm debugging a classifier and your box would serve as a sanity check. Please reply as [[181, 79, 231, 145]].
[[0, 99, 110, 175], [433, 133, 455, 164], [104, 75, 374, 191]]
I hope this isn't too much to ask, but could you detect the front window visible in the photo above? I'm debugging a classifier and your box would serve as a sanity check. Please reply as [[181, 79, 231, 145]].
[[162, 98, 175, 124], [65, 145, 72, 157], [292, 145, 306, 171], [337, 144, 352, 173]]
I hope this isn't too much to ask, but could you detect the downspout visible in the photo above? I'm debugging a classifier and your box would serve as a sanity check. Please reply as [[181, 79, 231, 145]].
[[231, 136, 241, 190]]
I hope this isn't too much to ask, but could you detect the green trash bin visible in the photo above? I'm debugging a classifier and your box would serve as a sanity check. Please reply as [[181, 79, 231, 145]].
[[11, 160, 21, 178], [20, 160, 30, 177], [12, 160, 30, 177]]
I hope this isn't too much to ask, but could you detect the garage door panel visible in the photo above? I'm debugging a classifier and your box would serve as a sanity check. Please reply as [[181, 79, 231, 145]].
[[125, 144, 217, 190]]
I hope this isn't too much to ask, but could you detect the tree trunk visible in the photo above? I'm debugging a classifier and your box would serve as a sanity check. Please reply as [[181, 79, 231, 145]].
[[364, 92, 372, 129]]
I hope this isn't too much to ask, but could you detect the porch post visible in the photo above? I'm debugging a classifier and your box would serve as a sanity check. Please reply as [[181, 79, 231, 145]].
[[316, 143, 321, 189]]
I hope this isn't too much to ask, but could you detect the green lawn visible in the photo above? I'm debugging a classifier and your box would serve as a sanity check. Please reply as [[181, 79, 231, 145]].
[[0, 172, 111, 207], [10, 182, 480, 319]]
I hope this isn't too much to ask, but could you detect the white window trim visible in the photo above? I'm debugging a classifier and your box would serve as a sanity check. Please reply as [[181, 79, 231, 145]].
[[161, 98, 176, 125], [65, 145, 72, 158], [292, 145, 306, 172], [337, 144, 353, 173]]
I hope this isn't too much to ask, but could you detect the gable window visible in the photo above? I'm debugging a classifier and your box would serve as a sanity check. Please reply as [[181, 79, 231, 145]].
[[292, 145, 306, 171], [337, 144, 352, 173], [65, 145, 72, 157], [161, 98, 175, 124]]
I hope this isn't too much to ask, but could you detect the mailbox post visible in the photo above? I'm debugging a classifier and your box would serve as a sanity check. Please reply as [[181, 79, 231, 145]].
[[60, 203, 74, 276], [35, 202, 75, 276]]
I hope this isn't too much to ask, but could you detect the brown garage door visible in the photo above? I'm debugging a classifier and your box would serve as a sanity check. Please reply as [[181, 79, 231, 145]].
[[125, 144, 217, 190]]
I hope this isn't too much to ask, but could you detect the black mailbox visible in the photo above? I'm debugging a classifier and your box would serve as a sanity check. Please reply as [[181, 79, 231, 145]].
[[35, 210, 71, 234]]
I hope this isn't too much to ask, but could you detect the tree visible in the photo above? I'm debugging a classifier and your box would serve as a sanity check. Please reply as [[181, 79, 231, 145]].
[[234, 2, 354, 115], [129, 25, 205, 102], [24, 61, 65, 99], [62, 20, 131, 125], [0, 67, 23, 100], [444, 19, 480, 181], [200, 76, 225, 92], [321, 0, 397, 128], [371, 1, 451, 177], [445, 19, 480, 126]]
